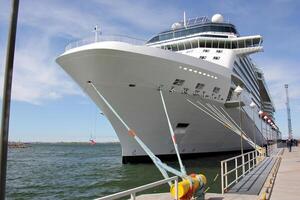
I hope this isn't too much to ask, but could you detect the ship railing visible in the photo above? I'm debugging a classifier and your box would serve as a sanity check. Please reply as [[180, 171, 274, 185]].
[[94, 176, 178, 200], [220, 149, 266, 194], [65, 35, 146, 51]]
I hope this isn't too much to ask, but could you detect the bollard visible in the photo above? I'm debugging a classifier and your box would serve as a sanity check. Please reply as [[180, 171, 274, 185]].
[[261, 192, 267, 200]]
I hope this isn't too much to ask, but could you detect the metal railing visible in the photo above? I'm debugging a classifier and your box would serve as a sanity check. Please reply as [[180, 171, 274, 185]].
[[220, 150, 266, 194], [94, 176, 178, 200], [65, 35, 146, 51]]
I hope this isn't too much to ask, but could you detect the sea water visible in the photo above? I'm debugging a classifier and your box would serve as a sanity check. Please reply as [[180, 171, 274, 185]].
[[7, 143, 236, 200]]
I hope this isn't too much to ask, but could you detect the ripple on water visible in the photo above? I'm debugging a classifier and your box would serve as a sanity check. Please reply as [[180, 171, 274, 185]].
[[7, 143, 231, 199]]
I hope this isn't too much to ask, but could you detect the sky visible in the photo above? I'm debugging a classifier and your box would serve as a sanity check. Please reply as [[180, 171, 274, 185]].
[[0, 0, 299, 142]]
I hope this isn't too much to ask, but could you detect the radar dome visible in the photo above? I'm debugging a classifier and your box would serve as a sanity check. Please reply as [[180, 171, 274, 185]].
[[171, 22, 182, 30], [211, 14, 224, 23]]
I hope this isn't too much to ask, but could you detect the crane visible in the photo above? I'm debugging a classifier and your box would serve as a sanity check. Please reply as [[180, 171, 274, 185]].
[[285, 84, 293, 139]]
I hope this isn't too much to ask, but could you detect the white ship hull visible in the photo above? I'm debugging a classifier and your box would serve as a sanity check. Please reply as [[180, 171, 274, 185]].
[[57, 41, 267, 163]]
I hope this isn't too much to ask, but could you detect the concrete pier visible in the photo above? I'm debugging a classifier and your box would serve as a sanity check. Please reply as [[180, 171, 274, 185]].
[[136, 191, 259, 200], [270, 146, 300, 200], [135, 146, 300, 200]]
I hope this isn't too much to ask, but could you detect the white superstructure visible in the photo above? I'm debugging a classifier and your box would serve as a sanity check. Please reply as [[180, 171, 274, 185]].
[[57, 14, 279, 163]]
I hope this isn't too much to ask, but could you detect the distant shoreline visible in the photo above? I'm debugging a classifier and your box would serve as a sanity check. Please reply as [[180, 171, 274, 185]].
[[8, 141, 120, 144]]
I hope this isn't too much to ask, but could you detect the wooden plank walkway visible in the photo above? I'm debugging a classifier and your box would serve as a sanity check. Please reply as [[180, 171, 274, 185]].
[[228, 156, 276, 195]]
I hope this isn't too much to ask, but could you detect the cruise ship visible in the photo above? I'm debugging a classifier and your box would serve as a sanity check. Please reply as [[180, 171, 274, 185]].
[[57, 14, 279, 163]]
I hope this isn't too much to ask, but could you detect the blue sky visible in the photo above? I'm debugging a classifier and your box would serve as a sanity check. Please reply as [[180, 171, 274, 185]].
[[0, 0, 299, 142]]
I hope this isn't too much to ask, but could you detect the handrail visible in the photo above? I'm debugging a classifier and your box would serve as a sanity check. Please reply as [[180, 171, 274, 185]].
[[94, 176, 178, 200], [65, 35, 146, 51], [220, 150, 265, 194]]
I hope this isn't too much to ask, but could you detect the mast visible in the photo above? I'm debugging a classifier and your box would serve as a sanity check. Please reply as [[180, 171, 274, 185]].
[[183, 11, 187, 28], [284, 84, 293, 139], [93, 25, 101, 42]]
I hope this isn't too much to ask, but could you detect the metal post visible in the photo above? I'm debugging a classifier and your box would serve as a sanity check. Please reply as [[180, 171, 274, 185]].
[[221, 162, 224, 194], [239, 96, 243, 155], [242, 155, 245, 176], [252, 151, 255, 168], [225, 162, 228, 189], [235, 158, 238, 183], [130, 193, 136, 200], [265, 121, 268, 156], [175, 179, 178, 200], [0, 0, 19, 199], [248, 153, 250, 171], [252, 107, 256, 149], [260, 114, 263, 147]]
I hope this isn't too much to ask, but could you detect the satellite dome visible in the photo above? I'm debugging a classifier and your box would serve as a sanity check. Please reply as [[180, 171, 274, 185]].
[[211, 14, 224, 23], [171, 22, 182, 30]]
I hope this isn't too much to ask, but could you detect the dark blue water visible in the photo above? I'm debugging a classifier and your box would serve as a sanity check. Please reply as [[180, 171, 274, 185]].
[[7, 143, 235, 199]]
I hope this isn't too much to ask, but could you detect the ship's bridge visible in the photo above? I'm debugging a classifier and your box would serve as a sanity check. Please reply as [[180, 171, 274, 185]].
[[147, 35, 263, 55], [146, 15, 263, 56], [147, 16, 239, 44]]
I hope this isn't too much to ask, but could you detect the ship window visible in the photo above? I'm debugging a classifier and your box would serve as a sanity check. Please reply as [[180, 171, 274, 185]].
[[199, 40, 205, 47], [206, 40, 212, 48], [246, 39, 252, 47], [203, 49, 210, 52], [195, 83, 205, 90], [238, 40, 245, 48], [253, 38, 261, 46], [191, 40, 198, 48], [182, 88, 189, 94], [199, 56, 206, 59], [171, 44, 178, 51], [185, 42, 192, 50], [219, 42, 225, 49], [213, 87, 220, 93], [178, 43, 184, 51], [176, 123, 189, 128], [159, 32, 173, 41], [225, 41, 231, 49], [173, 79, 185, 86], [213, 40, 218, 48], [146, 24, 238, 44], [147, 35, 159, 43], [213, 56, 220, 60], [232, 41, 238, 49]]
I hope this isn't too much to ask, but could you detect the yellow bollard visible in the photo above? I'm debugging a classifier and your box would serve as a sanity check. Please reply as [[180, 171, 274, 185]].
[[170, 174, 206, 199], [170, 179, 190, 198], [261, 192, 267, 200]]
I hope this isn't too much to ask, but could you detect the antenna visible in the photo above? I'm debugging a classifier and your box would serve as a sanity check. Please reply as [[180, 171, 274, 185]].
[[285, 84, 293, 139], [183, 11, 187, 28], [93, 25, 102, 42]]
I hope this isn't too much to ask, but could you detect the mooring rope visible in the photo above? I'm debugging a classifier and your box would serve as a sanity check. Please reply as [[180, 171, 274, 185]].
[[88, 81, 190, 184], [159, 90, 186, 175]]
